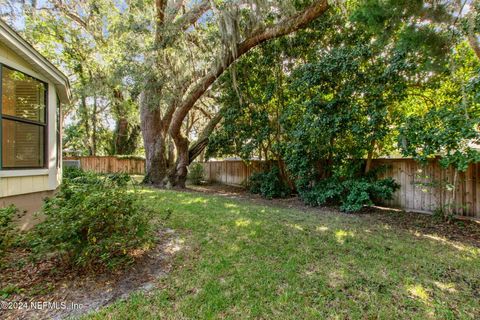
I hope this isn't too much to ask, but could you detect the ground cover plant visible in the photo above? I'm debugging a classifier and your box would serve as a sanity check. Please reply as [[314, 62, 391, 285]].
[[0, 205, 19, 258], [86, 188, 480, 319]]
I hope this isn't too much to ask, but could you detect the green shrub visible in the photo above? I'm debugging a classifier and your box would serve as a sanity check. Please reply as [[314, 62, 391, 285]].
[[30, 170, 155, 270], [105, 172, 132, 187], [188, 163, 205, 185], [300, 177, 399, 212], [248, 166, 291, 199], [0, 205, 18, 253], [64, 167, 132, 187], [300, 178, 344, 206], [63, 166, 86, 180]]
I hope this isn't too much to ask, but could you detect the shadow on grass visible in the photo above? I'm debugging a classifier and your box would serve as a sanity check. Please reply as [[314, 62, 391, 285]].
[[124, 187, 480, 319]]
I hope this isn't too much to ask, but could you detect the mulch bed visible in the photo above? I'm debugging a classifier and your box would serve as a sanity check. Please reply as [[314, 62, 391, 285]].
[[360, 208, 480, 248], [0, 229, 181, 320]]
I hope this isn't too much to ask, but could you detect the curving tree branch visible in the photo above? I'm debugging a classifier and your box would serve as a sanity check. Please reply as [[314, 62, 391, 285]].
[[169, 0, 330, 139]]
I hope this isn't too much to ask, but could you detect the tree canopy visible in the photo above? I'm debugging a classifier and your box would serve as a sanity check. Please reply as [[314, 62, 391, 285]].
[[2, 0, 479, 199]]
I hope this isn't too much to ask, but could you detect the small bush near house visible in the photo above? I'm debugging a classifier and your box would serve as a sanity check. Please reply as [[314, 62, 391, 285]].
[[29, 168, 155, 270], [301, 177, 400, 212], [0, 205, 18, 254], [188, 163, 205, 185], [248, 166, 291, 199], [63, 166, 87, 180]]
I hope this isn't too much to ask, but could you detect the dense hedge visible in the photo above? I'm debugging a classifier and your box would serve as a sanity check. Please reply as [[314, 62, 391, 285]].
[[300, 176, 399, 212]]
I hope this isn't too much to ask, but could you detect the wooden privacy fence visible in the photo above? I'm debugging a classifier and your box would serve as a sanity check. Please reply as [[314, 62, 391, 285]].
[[64, 156, 145, 175], [372, 159, 479, 218], [62, 157, 480, 218], [203, 160, 266, 186], [201, 159, 480, 218]]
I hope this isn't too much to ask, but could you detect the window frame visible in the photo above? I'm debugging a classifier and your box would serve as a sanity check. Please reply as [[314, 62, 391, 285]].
[[0, 64, 48, 170]]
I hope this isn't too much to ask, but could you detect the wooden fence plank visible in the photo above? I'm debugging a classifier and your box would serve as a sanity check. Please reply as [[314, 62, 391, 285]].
[[199, 159, 480, 218], [64, 156, 145, 175]]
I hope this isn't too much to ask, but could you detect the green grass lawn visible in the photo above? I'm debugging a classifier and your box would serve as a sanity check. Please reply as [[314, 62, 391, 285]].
[[88, 188, 480, 319]]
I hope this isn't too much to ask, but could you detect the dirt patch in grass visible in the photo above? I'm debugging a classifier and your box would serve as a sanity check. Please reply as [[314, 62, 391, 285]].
[[0, 229, 182, 320], [187, 183, 480, 248]]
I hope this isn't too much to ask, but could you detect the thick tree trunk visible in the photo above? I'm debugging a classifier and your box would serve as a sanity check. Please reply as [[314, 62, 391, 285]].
[[168, 135, 189, 187], [278, 158, 295, 192], [115, 117, 129, 153], [140, 91, 169, 185], [114, 119, 140, 155], [168, 111, 223, 187], [112, 89, 139, 155], [189, 137, 209, 163]]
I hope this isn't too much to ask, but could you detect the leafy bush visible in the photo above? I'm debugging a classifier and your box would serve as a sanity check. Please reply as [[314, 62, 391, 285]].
[[105, 172, 132, 187], [188, 163, 205, 185], [0, 205, 18, 253], [301, 177, 399, 212], [30, 169, 154, 270], [63, 166, 87, 180], [300, 178, 344, 207], [248, 166, 291, 199]]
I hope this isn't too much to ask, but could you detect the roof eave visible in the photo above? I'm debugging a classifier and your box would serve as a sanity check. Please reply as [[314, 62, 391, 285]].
[[0, 19, 71, 104]]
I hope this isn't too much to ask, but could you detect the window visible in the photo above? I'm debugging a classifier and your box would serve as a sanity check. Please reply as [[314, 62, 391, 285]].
[[1, 66, 47, 169]]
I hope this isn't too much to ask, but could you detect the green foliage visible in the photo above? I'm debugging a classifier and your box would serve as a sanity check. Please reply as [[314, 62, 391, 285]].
[[30, 169, 154, 270], [63, 166, 88, 180], [248, 166, 291, 199], [15, 1, 145, 157], [187, 163, 205, 185], [301, 177, 399, 212], [208, 2, 456, 208], [206, 38, 284, 161], [106, 172, 132, 187], [398, 44, 480, 172], [0, 284, 22, 299], [280, 8, 450, 190], [115, 155, 146, 161], [433, 205, 456, 222], [0, 205, 18, 253]]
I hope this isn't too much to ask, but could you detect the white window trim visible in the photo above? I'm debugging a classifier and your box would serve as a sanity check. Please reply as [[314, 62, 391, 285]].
[[1, 64, 49, 171], [0, 169, 49, 177]]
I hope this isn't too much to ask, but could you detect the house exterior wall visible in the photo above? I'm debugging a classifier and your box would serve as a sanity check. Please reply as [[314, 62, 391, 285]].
[[0, 42, 61, 200], [0, 190, 53, 230]]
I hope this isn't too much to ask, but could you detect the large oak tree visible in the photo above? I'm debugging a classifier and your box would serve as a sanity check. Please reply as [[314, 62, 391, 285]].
[[140, 0, 331, 187]]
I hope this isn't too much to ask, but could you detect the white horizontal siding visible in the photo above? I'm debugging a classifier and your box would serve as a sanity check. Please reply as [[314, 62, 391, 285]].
[[0, 175, 49, 197]]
